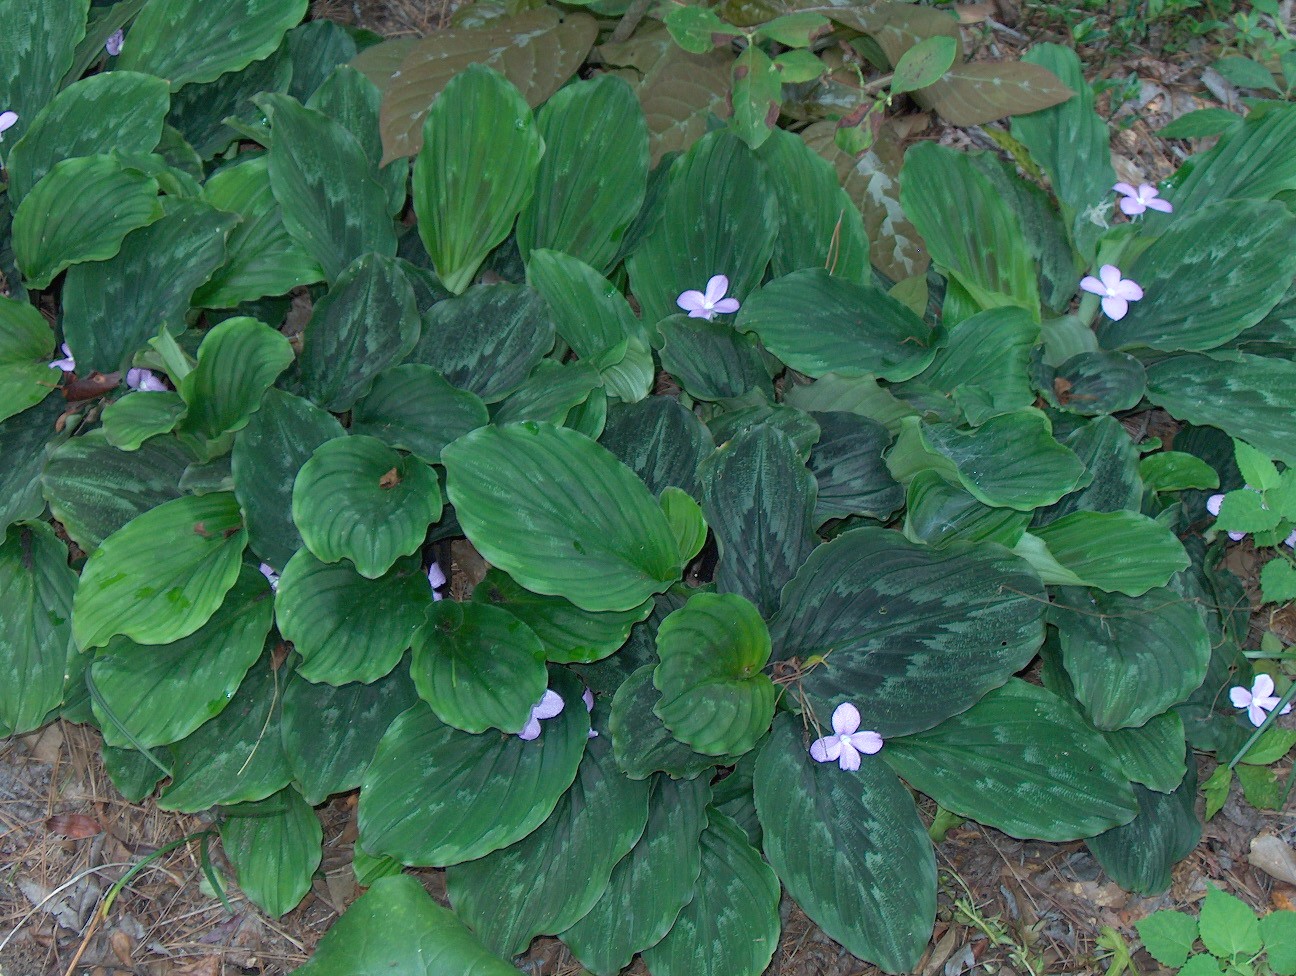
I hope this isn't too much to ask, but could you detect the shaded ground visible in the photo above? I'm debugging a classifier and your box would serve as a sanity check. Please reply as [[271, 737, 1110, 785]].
[[5, 2, 1296, 974]]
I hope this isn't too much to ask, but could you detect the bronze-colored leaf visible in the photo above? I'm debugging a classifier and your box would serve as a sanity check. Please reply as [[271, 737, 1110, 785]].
[[917, 62, 1074, 126], [824, 0, 959, 64], [637, 46, 733, 163], [349, 38, 418, 93], [377, 9, 597, 162], [801, 121, 927, 282], [45, 813, 102, 839]]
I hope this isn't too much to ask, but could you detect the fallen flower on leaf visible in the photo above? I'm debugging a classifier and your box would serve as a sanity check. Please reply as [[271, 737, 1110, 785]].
[[125, 368, 166, 392], [427, 561, 446, 602], [1231, 674, 1292, 728], [809, 703, 883, 771], [105, 29, 124, 56], [676, 274, 740, 321], [1114, 182, 1172, 216], [48, 343, 75, 373], [519, 689, 564, 740], [0, 111, 17, 141], [1080, 265, 1143, 321]]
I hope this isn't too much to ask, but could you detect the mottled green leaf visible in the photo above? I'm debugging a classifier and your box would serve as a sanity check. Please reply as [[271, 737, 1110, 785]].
[[0, 296, 58, 423], [220, 786, 322, 918], [599, 397, 714, 500], [176, 317, 294, 439]]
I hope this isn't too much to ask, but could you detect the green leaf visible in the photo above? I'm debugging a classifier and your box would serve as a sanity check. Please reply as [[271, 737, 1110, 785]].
[[350, 365, 488, 464], [260, 92, 397, 283], [42, 431, 191, 552], [0, 296, 57, 422], [0, 0, 88, 143], [1098, 201, 1296, 352], [737, 269, 936, 381], [1158, 108, 1243, 140], [443, 423, 684, 612], [1199, 883, 1263, 959], [1146, 353, 1296, 467], [490, 359, 599, 427], [220, 787, 321, 918], [1028, 512, 1190, 597], [1141, 451, 1221, 493], [5, 71, 170, 205], [472, 568, 649, 664], [72, 492, 247, 650], [771, 526, 1045, 737], [755, 713, 936, 974], [652, 593, 774, 757], [665, 5, 733, 54], [560, 775, 710, 975], [891, 36, 958, 95], [0, 396, 65, 538], [281, 663, 420, 805], [626, 129, 778, 326], [298, 252, 421, 412], [1102, 710, 1187, 793], [62, 199, 237, 374], [1240, 726, 1296, 766], [1260, 911, 1296, 976], [194, 155, 324, 308], [1213, 55, 1281, 92], [754, 11, 829, 45], [660, 486, 707, 564], [808, 412, 903, 526], [292, 436, 442, 579], [610, 664, 727, 781], [920, 61, 1075, 127], [176, 317, 294, 440], [1177, 954, 1224, 976], [600, 397, 714, 500], [359, 670, 589, 866], [903, 470, 1030, 549], [117, 0, 306, 89], [517, 76, 648, 274], [900, 143, 1039, 314], [275, 551, 430, 685], [13, 154, 163, 290], [412, 65, 542, 294], [755, 128, 870, 284], [231, 389, 345, 569], [657, 315, 771, 402], [1049, 350, 1146, 416], [446, 732, 651, 957], [410, 283, 555, 403], [287, 20, 361, 103], [411, 600, 547, 734], [1262, 559, 1296, 604], [166, 44, 291, 159], [772, 48, 827, 83], [699, 425, 816, 620], [1136, 910, 1199, 969], [1237, 762, 1284, 809], [0, 521, 77, 734], [1235, 439, 1281, 491], [101, 743, 166, 804], [294, 874, 520, 976], [730, 44, 781, 150], [376, 8, 596, 162], [90, 563, 272, 749], [909, 307, 1039, 425], [883, 679, 1137, 840], [158, 651, 293, 812], [1086, 759, 1201, 895]]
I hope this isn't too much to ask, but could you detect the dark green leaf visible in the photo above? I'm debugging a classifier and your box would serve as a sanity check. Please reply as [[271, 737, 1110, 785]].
[[600, 397, 715, 500], [658, 315, 771, 402], [351, 364, 487, 463], [1102, 710, 1188, 793], [908, 307, 1039, 425], [610, 664, 728, 781], [221, 787, 321, 918], [807, 411, 903, 525], [0, 397, 64, 538], [166, 46, 291, 159], [0, 296, 58, 423], [903, 470, 1030, 549], [1023, 511, 1189, 596]]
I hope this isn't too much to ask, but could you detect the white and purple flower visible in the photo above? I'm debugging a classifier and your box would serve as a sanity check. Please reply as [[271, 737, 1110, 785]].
[[518, 688, 564, 740], [1080, 265, 1144, 321], [676, 274, 740, 321], [427, 561, 446, 602], [258, 562, 280, 592], [808, 703, 883, 771], [105, 29, 125, 57], [126, 367, 167, 392], [48, 343, 75, 373], [1230, 674, 1292, 728], [0, 111, 17, 142], [1114, 182, 1173, 217]]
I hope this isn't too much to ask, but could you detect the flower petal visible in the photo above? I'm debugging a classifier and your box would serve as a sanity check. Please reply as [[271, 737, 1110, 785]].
[[1112, 279, 1143, 301], [0, 111, 16, 132], [712, 298, 740, 315], [831, 702, 861, 735], [258, 563, 280, 591], [1282, 703, 1293, 716], [518, 716, 542, 740], [582, 687, 594, 712], [1249, 702, 1268, 728], [1119, 198, 1144, 216], [809, 736, 841, 762], [688, 307, 716, 321], [837, 739, 861, 771], [1285, 530, 1296, 549], [676, 290, 706, 312], [1254, 674, 1276, 700], [105, 28, 125, 56], [704, 275, 730, 304], [1113, 182, 1137, 197], [849, 730, 884, 755], [1079, 275, 1105, 296], [533, 688, 565, 720], [1206, 494, 1225, 517], [1146, 197, 1174, 213], [1099, 264, 1124, 289], [1230, 686, 1253, 709], [427, 561, 446, 589], [1101, 295, 1129, 320], [1228, 530, 1247, 542]]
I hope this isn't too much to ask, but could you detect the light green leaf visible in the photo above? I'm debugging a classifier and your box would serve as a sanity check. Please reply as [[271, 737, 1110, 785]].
[[891, 36, 958, 95], [1029, 512, 1189, 597], [730, 44, 781, 150], [1163, 101, 1296, 217], [1199, 883, 1262, 959], [1136, 910, 1199, 969], [220, 787, 322, 918], [664, 5, 732, 54], [1140, 451, 1220, 493], [72, 492, 247, 650], [0, 295, 58, 423], [176, 317, 294, 439], [443, 422, 684, 612], [413, 65, 543, 293], [1260, 911, 1296, 976]]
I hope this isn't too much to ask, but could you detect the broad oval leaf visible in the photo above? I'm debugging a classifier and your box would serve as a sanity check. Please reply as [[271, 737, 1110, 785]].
[[0, 521, 77, 734], [883, 679, 1138, 840], [755, 713, 936, 974], [446, 731, 651, 957], [653, 593, 775, 757], [1102, 710, 1188, 794], [292, 874, 519, 976], [276, 550, 430, 685], [808, 411, 904, 525], [412, 600, 548, 734], [351, 364, 488, 464], [220, 787, 322, 918], [626, 129, 778, 326], [13, 154, 163, 290], [0, 0, 87, 143], [72, 492, 247, 651], [909, 307, 1039, 425], [176, 317, 294, 439], [90, 563, 272, 749], [657, 315, 773, 402], [292, 436, 442, 579], [599, 397, 714, 500], [770, 526, 1046, 737], [0, 295, 58, 423], [892, 35, 958, 94], [359, 670, 589, 866], [903, 470, 1030, 550], [640, 810, 780, 976], [413, 65, 543, 294], [736, 268, 937, 381], [1026, 511, 1189, 597], [443, 422, 684, 612], [611, 664, 726, 781]]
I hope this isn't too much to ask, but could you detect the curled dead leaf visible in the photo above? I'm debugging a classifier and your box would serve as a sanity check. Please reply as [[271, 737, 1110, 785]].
[[44, 813, 102, 839]]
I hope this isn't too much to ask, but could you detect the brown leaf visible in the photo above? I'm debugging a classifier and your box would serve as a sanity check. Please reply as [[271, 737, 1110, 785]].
[[378, 466, 401, 489], [378, 9, 597, 163], [109, 930, 135, 968], [637, 46, 733, 164], [348, 37, 419, 93], [917, 62, 1075, 126], [45, 813, 102, 839], [823, 0, 960, 65]]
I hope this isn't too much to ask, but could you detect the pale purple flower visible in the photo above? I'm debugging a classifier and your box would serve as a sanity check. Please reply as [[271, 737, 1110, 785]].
[[258, 562, 279, 591], [427, 561, 446, 602], [1206, 492, 1248, 542], [48, 343, 75, 372], [1286, 529, 1296, 549], [0, 111, 17, 141], [105, 29, 124, 56], [1230, 673, 1292, 728], [808, 703, 883, 771], [1080, 265, 1144, 321], [1114, 182, 1173, 216], [583, 686, 598, 738], [125, 367, 166, 392], [518, 688, 564, 740], [676, 275, 741, 321]]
